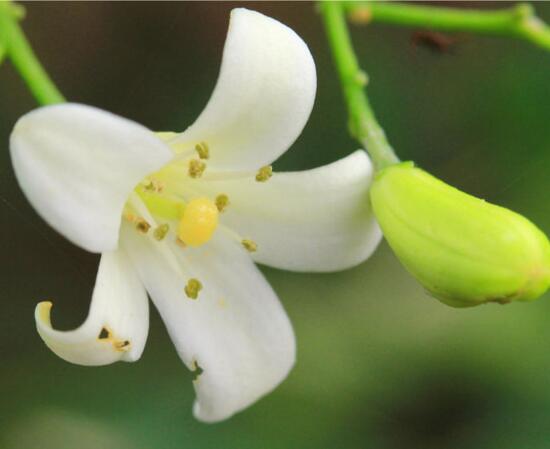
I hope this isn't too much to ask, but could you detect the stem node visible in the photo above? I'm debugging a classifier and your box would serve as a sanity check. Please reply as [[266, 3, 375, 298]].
[[321, 1, 399, 170]]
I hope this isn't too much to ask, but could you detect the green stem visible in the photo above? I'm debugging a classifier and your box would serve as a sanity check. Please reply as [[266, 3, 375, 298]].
[[0, 42, 6, 66], [0, 1, 65, 105], [344, 2, 550, 52], [320, 1, 399, 170]]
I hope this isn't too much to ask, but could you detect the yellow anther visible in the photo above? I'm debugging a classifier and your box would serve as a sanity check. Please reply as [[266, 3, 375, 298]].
[[153, 223, 170, 241], [215, 194, 230, 213], [185, 278, 203, 300], [143, 178, 165, 193], [255, 165, 272, 182], [178, 198, 219, 247], [188, 159, 206, 178], [242, 239, 258, 252], [195, 142, 210, 160], [135, 218, 151, 234]]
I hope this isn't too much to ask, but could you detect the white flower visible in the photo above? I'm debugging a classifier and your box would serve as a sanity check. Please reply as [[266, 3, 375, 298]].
[[9, 8, 382, 422]]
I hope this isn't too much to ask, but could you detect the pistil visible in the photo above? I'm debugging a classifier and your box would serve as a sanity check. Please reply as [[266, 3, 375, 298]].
[[177, 198, 219, 246]]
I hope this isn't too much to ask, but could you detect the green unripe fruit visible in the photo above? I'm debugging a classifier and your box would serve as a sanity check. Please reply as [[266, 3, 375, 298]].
[[370, 162, 550, 308]]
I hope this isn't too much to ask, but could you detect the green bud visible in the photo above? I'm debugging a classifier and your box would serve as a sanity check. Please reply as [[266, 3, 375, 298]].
[[370, 162, 550, 308]]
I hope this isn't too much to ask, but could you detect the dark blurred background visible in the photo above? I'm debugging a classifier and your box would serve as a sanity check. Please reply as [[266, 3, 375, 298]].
[[1, 2, 550, 448]]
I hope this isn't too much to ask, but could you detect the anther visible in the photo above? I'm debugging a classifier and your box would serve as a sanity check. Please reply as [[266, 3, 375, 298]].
[[215, 194, 230, 213], [143, 178, 165, 193], [176, 237, 187, 249], [195, 142, 210, 160], [185, 278, 203, 300], [189, 159, 206, 178], [255, 165, 272, 182], [153, 223, 170, 241], [191, 360, 204, 381], [98, 327, 110, 340], [242, 239, 258, 252], [135, 218, 151, 234], [97, 326, 130, 352]]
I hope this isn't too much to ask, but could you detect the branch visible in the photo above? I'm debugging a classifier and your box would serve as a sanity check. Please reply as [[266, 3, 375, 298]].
[[0, 1, 65, 105], [344, 2, 550, 52], [320, 2, 399, 170]]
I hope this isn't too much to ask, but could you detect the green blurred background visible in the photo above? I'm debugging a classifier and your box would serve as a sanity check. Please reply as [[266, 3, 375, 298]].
[[1, 2, 550, 448]]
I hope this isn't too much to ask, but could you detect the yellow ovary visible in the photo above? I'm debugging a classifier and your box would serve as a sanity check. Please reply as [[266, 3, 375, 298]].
[[178, 198, 219, 247]]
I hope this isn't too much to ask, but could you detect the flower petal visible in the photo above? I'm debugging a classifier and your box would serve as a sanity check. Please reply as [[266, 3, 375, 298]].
[[171, 8, 316, 171], [119, 207, 295, 422], [35, 250, 149, 366], [195, 150, 382, 272], [10, 103, 173, 252]]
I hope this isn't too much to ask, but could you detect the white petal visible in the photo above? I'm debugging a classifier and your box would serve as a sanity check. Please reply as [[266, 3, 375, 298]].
[[10, 103, 173, 252], [171, 8, 316, 171], [196, 150, 382, 272], [119, 211, 295, 422], [35, 250, 149, 366]]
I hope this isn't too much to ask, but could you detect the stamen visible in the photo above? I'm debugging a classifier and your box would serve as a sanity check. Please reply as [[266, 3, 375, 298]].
[[191, 359, 204, 381], [255, 165, 273, 182], [135, 218, 151, 234], [215, 194, 230, 213], [218, 225, 255, 251], [175, 237, 187, 249], [98, 327, 110, 340], [188, 159, 206, 178], [185, 278, 203, 300], [97, 326, 131, 352], [143, 178, 165, 193], [242, 239, 258, 252], [153, 223, 170, 241], [195, 142, 210, 160]]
